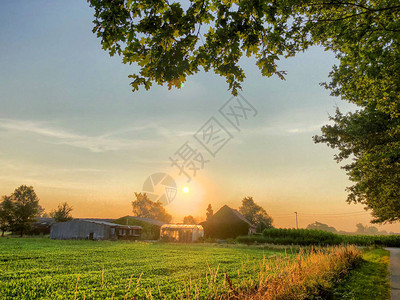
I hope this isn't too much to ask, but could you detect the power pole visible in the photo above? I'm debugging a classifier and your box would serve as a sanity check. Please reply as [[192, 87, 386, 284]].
[[294, 212, 298, 229]]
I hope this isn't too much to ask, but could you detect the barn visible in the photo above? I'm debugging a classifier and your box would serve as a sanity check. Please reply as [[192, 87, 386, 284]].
[[50, 219, 142, 240], [200, 205, 256, 239], [113, 216, 166, 240]]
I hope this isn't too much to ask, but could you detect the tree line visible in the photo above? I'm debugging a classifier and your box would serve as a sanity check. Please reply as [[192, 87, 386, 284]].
[[1, 185, 273, 236], [307, 221, 394, 236]]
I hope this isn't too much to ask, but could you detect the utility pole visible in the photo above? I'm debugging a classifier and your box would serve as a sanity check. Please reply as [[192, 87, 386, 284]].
[[294, 212, 298, 229]]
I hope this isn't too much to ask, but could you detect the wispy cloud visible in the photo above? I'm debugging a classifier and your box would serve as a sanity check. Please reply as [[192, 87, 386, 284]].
[[286, 123, 326, 134], [248, 121, 327, 137], [0, 118, 166, 152], [0, 158, 105, 174]]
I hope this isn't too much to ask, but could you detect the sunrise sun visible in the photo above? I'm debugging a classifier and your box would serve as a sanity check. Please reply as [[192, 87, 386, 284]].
[[182, 186, 190, 193]]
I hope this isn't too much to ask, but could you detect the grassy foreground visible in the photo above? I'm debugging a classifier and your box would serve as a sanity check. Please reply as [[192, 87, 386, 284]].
[[332, 248, 390, 300], [0, 238, 289, 299], [0, 238, 363, 299]]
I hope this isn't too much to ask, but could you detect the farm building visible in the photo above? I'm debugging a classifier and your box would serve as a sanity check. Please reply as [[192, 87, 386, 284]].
[[200, 205, 256, 239], [50, 219, 142, 240], [113, 216, 165, 240], [160, 224, 204, 242], [27, 217, 56, 235]]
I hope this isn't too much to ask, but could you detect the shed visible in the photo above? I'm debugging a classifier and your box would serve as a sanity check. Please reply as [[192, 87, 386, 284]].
[[50, 219, 142, 240], [113, 216, 165, 240], [160, 224, 204, 242], [200, 205, 256, 239], [29, 217, 56, 235]]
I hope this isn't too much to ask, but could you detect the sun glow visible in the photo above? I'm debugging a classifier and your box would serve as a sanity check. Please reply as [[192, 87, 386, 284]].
[[182, 186, 190, 193]]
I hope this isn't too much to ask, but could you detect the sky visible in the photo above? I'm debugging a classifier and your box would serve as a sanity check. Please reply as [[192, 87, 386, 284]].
[[1, 0, 399, 233]]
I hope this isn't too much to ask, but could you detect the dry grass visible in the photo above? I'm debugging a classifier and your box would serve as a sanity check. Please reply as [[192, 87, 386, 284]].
[[198, 245, 362, 300], [70, 245, 361, 299]]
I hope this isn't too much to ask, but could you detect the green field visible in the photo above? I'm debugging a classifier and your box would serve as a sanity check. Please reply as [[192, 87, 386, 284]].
[[0, 238, 289, 299]]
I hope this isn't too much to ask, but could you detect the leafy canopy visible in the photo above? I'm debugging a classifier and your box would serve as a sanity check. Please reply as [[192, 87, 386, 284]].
[[0, 185, 42, 236], [88, 0, 310, 94], [132, 192, 172, 223], [88, 0, 400, 107], [183, 215, 197, 224], [239, 196, 273, 232], [314, 106, 400, 223], [50, 202, 73, 222]]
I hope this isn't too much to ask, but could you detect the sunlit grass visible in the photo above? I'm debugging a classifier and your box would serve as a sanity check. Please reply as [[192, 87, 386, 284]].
[[0, 238, 365, 299], [331, 247, 390, 300]]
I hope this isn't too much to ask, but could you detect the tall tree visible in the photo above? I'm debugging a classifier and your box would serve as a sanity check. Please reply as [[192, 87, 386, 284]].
[[2, 185, 42, 236], [50, 202, 73, 222], [206, 204, 213, 221], [132, 192, 172, 223], [314, 107, 400, 223], [183, 215, 197, 224], [88, 0, 400, 222], [239, 197, 273, 232]]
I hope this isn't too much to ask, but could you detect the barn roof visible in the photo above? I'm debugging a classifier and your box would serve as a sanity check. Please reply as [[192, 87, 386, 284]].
[[208, 205, 256, 229], [230, 208, 256, 229], [35, 217, 56, 225], [120, 216, 166, 227], [79, 219, 142, 229]]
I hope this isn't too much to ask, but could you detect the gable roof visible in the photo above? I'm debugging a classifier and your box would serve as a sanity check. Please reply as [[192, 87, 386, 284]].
[[35, 217, 56, 225], [208, 205, 256, 228], [79, 219, 142, 229], [230, 208, 256, 228], [120, 216, 166, 227]]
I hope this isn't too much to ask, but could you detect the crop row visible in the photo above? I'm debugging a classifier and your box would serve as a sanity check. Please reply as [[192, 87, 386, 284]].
[[236, 228, 400, 246]]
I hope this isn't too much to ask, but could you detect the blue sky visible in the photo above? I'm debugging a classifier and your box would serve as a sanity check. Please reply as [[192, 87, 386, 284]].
[[1, 0, 398, 232]]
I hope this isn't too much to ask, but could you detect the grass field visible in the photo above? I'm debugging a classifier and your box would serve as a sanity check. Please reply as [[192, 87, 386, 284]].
[[0, 238, 369, 299], [0, 238, 291, 299]]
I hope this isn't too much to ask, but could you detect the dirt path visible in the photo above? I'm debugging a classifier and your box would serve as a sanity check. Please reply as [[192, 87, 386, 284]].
[[386, 248, 400, 299]]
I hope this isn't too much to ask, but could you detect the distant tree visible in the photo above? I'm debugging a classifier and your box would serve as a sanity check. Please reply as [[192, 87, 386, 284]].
[[239, 197, 273, 233], [183, 215, 197, 225], [355, 223, 366, 235], [2, 185, 42, 236], [206, 204, 213, 221], [132, 192, 172, 223], [356, 223, 380, 235], [306, 221, 337, 233], [0, 196, 14, 237], [50, 202, 73, 222]]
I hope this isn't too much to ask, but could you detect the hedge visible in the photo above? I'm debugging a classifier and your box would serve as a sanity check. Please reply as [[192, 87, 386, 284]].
[[235, 228, 400, 247]]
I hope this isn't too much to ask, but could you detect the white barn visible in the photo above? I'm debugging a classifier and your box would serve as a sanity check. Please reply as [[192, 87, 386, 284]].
[[50, 219, 142, 240]]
